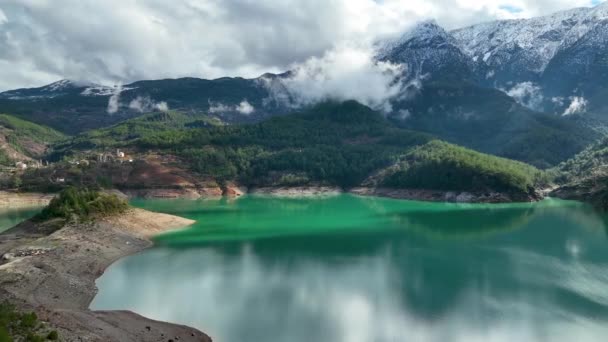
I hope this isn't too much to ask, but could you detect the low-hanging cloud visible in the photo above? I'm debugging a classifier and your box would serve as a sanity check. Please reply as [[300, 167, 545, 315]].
[[236, 100, 255, 115], [106, 83, 122, 114], [504, 82, 544, 111], [271, 44, 406, 113], [0, 0, 604, 91], [209, 99, 255, 115], [128, 96, 169, 113], [563, 96, 588, 116]]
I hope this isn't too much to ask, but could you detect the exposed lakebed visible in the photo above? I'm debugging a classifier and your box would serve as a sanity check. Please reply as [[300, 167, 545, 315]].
[[91, 195, 608, 341]]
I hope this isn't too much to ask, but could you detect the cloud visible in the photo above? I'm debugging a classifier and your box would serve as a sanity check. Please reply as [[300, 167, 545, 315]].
[[236, 100, 255, 115], [0, 8, 7, 25], [107, 83, 122, 114], [394, 109, 412, 120], [209, 99, 255, 115], [274, 44, 406, 113], [504, 82, 544, 111], [208, 101, 232, 114], [551, 97, 565, 107], [128, 96, 169, 113], [0, 0, 604, 91], [563, 96, 588, 116]]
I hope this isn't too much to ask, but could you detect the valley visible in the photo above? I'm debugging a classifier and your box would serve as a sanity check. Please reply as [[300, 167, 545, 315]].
[[2, 2, 608, 341]]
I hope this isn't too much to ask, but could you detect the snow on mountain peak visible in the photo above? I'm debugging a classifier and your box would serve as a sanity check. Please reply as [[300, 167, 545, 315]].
[[45, 79, 97, 91], [451, 7, 593, 74], [377, 20, 456, 60]]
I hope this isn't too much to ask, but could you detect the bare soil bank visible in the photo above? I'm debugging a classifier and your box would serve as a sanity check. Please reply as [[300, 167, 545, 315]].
[[0, 209, 212, 342], [0, 191, 55, 208]]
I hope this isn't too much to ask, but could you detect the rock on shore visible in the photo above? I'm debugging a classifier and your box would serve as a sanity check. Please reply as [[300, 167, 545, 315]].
[[250, 186, 342, 197]]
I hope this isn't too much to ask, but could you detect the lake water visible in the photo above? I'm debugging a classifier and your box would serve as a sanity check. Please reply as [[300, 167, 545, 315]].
[[91, 195, 608, 342], [0, 206, 42, 233]]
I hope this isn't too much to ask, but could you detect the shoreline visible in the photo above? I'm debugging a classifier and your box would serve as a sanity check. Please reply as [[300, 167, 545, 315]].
[[0, 191, 55, 208], [0, 208, 212, 341], [117, 185, 541, 203], [349, 187, 541, 203], [0, 185, 541, 204]]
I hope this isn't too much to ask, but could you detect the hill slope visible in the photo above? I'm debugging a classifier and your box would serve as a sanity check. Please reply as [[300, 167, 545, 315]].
[[0, 114, 65, 165], [389, 82, 598, 168], [46, 101, 545, 201], [551, 137, 608, 208]]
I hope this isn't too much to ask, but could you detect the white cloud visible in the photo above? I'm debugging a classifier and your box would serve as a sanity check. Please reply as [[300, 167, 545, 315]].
[[128, 96, 169, 113], [276, 44, 406, 113], [0, 0, 604, 91], [551, 96, 565, 107], [0, 8, 7, 25], [208, 101, 232, 114], [395, 109, 412, 120], [236, 100, 255, 115], [106, 83, 122, 114], [209, 99, 255, 115], [563, 96, 588, 116], [504, 82, 544, 111]]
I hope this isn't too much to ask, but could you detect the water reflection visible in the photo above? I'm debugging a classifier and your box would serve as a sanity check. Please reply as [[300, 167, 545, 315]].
[[93, 196, 608, 341]]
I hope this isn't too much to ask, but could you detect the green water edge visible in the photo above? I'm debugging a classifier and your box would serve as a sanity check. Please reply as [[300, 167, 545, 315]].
[[129, 194, 603, 245], [0, 206, 43, 233]]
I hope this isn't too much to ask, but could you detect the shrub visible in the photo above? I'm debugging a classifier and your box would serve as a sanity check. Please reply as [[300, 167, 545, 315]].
[[0, 302, 55, 342], [35, 187, 129, 221], [46, 331, 58, 340]]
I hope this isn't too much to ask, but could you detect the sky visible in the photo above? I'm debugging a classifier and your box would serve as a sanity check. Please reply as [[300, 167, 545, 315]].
[[0, 0, 605, 91]]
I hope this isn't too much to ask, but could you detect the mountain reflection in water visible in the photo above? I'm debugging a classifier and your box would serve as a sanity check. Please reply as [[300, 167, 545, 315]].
[[91, 195, 608, 342]]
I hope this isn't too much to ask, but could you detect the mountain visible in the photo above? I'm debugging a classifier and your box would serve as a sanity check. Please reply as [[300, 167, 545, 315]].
[[0, 76, 285, 135], [452, 3, 608, 114], [452, 8, 589, 87], [551, 136, 608, 208], [0, 114, 65, 165], [2, 4, 608, 169], [380, 3, 608, 116], [379, 20, 473, 82], [379, 21, 599, 168], [387, 82, 599, 168], [0, 80, 103, 100], [35, 101, 546, 201], [369, 4, 608, 167]]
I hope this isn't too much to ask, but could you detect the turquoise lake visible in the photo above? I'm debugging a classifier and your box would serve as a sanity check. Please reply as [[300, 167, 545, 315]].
[[90, 195, 608, 342]]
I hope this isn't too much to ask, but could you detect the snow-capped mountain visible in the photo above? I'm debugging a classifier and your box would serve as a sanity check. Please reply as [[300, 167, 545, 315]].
[[0, 80, 99, 100], [452, 7, 591, 84], [379, 20, 472, 82], [383, 2, 608, 114]]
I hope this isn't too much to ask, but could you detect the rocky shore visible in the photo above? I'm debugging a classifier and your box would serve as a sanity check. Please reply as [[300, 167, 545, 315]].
[[118, 185, 539, 203], [0, 208, 212, 341], [250, 186, 342, 197]]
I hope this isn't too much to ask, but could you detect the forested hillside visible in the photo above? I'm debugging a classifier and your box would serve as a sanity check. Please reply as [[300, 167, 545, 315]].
[[46, 101, 545, 198], [0, 113, 65, 165]]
